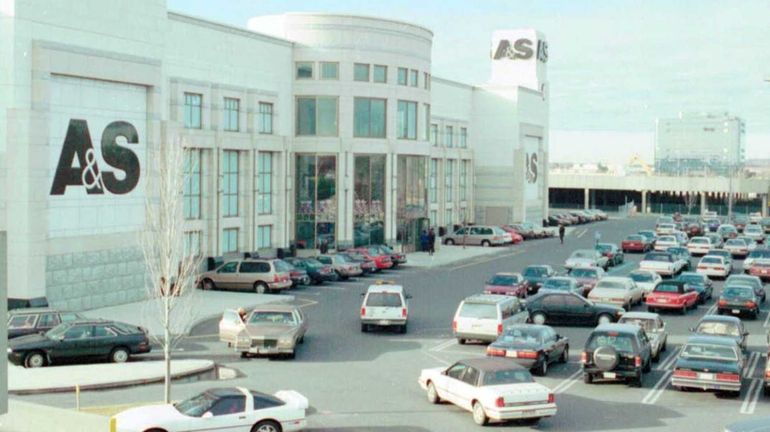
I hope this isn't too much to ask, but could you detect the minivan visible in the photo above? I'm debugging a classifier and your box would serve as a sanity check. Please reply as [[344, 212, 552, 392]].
[[360, 282, 410, 333], [443, 226, 507, 247], [452, 294, 529, 344], [198, 258, 293, 293]]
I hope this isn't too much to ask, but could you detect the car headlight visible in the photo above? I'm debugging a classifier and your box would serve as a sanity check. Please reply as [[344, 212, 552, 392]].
[[7, 348, 12, 354], [278, 337, 293, 347]]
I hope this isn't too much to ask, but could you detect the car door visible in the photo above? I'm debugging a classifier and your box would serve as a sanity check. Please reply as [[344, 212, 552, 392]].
[[508, 299, 529, 325], [442, 363, 467, 405], [449, 366, 479, 411], [294, 308, 308, 340], [215, 262, 240, 290], [36, 313, 61, 334], [467, 227, 481, 245], [219, 309, 247, 347], [91, 324, 122, 357], [539, 295, 565, 325], [54, 325, 95, 360], [560, 295, 593, 324], [542, 327, 558, 363], [202, 394, 249, 431]]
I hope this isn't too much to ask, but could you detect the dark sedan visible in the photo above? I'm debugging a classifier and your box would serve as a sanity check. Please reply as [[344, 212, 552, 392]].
[[526, 292, 625, 326], [522, 265, 555, 295], [284, 257, 338, 284], [691, 314, 748, 352], [672, 335, 744, 397], [676, 272, 713, 304], [281, 262, 310, 288], [8, 319, 151, 368], [668, 247, 693, 271], [717, 285, 761, 320], [483, 272, 529, 298], [485, 324, 569, 376], [596, 243, 624, 266]]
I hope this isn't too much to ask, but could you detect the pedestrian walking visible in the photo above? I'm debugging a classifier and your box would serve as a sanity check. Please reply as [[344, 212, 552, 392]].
[[558, 224, 565, 244], [428, 228, 436, 256], [319, 238, 329, 254], [419, 230, 429, 252]]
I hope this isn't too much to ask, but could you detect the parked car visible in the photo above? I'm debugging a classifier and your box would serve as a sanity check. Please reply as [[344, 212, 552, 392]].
[[697, 255, 731, 279], [418, 358, 557, 426], [733, 216, 749, 233], [509, 222, 549, 239], [483, 273, 529, 298], [360, 283, 410, 333], [621, 234, 652, 253], [581, 323, 652, 387], [114, 387, 309, 432], [284, 257, 338, 284], [640, 251, 684, 277], [717, 285, 761, 320], [687, 236, 714, 256], [654, 235, 680, 251], [743, 248, 770, 274], [656, 223, 677, 236], [744, 224, 766, 243], [629, 270, 662, 298], [706, 233, 725, 249], [522, 265, 556, 295], [539, 277, 582, 296], [675, 272, 714, 304], [672, 336, 744, 397], [725, 274, 766, 304], [667, 247, 693, 271], [198, 259, 293, 293], [564, 249, 609, 270], [568, 267, 605, 296], [618, 312, 668, 362], [453, 294, 528, 344], [587, 276, 643, 311], [761, 217, 770, 233], [749, 212, 763, 224], [283, 262, 311, 288], [338, 251, 377, 274], [718, 224, 739, 240], [704, 218, 722, 233], [444, 226, 507, 247], [646, 280, 699, 314], [737, 236, 759, 252], [371, 244, 407, 267], [7, 308, 83, 339], [596, 243, 624, 266], [691, 315, 748, 352], [684, 221, 705, 238], [218, 304, 308, 359], [8, 319, 150, 368], [706, 249, 734, 272], [486, 324, 569, 376], [724, 238, 750, 258], [750, 261, 770, 281], [351, 247, 394, 270], [498, 226, 524, 244], [638, 230, 658, 246], [315, 254, 363, 280], [525, 291, 624, 326]]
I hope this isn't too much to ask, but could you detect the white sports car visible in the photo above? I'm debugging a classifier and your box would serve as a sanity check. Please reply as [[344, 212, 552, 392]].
[[115, 387, 309, 432], [418, 357, 556, 425]]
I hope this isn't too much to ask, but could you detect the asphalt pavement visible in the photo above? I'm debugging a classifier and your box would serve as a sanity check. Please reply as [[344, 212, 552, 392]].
[[16, 215, 770, 431]]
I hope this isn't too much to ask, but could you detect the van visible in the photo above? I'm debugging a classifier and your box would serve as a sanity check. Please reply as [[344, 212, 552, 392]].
[[452, 294, 529, 344], [198, 258, 293, 293], [443, 226, 507, 247], [360, 282, 411, 333]]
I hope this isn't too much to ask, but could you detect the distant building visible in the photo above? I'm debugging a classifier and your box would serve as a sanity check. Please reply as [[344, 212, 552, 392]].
[[655, 112, 745, 176]]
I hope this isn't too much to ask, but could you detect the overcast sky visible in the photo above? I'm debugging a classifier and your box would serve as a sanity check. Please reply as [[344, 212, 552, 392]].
[[169, 0, 770, 163]]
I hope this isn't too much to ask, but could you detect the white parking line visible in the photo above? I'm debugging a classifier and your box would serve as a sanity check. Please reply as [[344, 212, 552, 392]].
[[704, 303, 717, 315], [420, 350, 451, 366], [552, 369, 584, 394], [763, 310, 770, 328], [744, 352, 760, 378], [576, 229, 588, 238], [655, 347, 680, 372], [740, 378, 762, 414], [642, 370, 672, 405], [429, 338, 457, 352]]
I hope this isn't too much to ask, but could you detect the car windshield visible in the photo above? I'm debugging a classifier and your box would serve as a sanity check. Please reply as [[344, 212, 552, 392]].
[[8, 314, 37, 329], [626, 235, 644, 241], [571, 250, 594, 259], [681, 343, 737, 361], [748, 250, 770, 258], [500, 328, 544, 345], [746, 226, 761, 233], [690, 238, 708, 244], [248, 311, 296, 325], [696, 321, 740, 337], [655, 283, 681, 293], [587, 333, 636, 353], [722, 286, 754, 299], [596, 244, 612, 253], [378, 245, 394, 253], [44, 323, 71, 339], [366, 292, 403, 307], [570, 268, 598, 278], [481, 369, 535, 386], [645, 253, 672, 262], [543, 279, 573, 289], [174, 392, 218, 417], [459, 303, 497, 319], [273, 260, 292, 272], [677, 275, 703, 285], [596, 281, 625, 290], [303, 259, 324, 268], [725, 239, 745, 246], [658, 236, 675, 242], [619, 318, 655, 332], [726, 276, 758, 287], [524, 267, 548, 277], [630, 272, 654, 282], [488, 275, 520, 285], [700, 257, 722, 264]]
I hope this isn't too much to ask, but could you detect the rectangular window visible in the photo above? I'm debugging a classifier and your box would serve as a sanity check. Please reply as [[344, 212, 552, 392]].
[[430, 124, 438, 146], [222, 150, 239, 217], [373, 65, 387, 83], [424, 104, 431, 141], [446, 159, 454, 203], [354, 63, 370, 82], [183, 231, 201, 256], [296, 96, 338, 136], [258, 102, 273, 134], [183, 93, 202, 129], [397, 100, 417, 140], [429, 158, 438, 204], [320, 62, 339, 80], [257, 225, 272, 249], [183, 149, 202, 220], [354, 97, 387, 138], [445, 125, 454, 147], [397, 67, 408, 85], [430, 210, 437, 226], [445, 209, 453, 227], [257, 152, 273, 215], [222, 228, 238, 253], [296, 61, 313, 79], [424, 72, 430, 90], [223, 97, 239, 132], [410, 69, 419, 87], [460, 160, 468, 201], [460, 127, 467, 148]]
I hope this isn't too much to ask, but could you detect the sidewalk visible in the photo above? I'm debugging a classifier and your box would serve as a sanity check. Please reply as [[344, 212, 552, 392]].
[[8, 359, 215, 394], [82, 290, 293, 337], [405, 243, 516, 268], [0, 400, 107, 432]]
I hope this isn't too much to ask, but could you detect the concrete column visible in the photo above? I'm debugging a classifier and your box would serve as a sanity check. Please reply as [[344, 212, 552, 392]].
[[763, 194, 768, 217], [641, 190, 648, 214], [584, 188, 590, 210], [701, 192, 707, 215]]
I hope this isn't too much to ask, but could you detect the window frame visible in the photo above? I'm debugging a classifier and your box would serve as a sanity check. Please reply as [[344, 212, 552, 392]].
[[397, 100, 418, 140], [257, 152, 273, 215], [258, 102, 274, 135], [460, 127, 467, 148], [445, 125, 454, 147], [353, 97, 387, 138], [183, 149, 202, 220], [354, 63, 370, 82], [445, 159, 454, 203], [397, 67, 408, 86], [319, 61, 339, 80], [223, 97, 240, 132], [222, 228, 239, 254], [295, 96, 339, 137], [373, 65, 388, 83], [183, 92, 202, 129], [184, 230, 202, 257], [409, 69, 419, 87], [257, 225, 273, 249], [222, 150, 239, 217], [295, 61, 314, 79]]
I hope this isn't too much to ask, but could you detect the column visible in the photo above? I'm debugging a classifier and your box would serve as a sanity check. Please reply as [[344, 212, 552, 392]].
[[700, 192, 707, 215], [641, 190, 648, 214], [584, 188, 590, 210]]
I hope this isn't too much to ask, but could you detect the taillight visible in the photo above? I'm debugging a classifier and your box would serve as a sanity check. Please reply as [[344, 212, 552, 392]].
[[487, 347, 506, 357], [497, 324, 503, 335], [716, 373, 740, 382], [273, 274, 280, 282], [746, 301, 756, 308], [765, 370, 770, 379], [634, 356, 642, 368], [547, 393, 555, 404], [401, 308, 407, 317], [452, 320, 457, 331], [673, 369, 697, 378], [517, 351, 539, 359], [495, 397, 505, 408], [580, 351, 588, 364], [718, 299, 728, 306], [361, 307, 366, 316]]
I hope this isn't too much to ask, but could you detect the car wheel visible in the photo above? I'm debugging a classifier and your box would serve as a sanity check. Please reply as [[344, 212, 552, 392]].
[[457, 338, 466, 345], [427, 382, 440, 404], [252, 420, 281, 432], [24, 352, 46, 368], [652, 349, 660, 362], [661, 340, 667, 352], [680, 305, 687, 315], [560, 345, 569, 363], [647, 306, 656, 313], [202, 279, 215, 290], [254, 282, 269, 294], [765, 385, 770, 397], [532, 312, 547, 325], [286, 350, 296, 360], [534, 359, 548, 376], [472, 401, 488, 426], [629, 374, 643, 388], [445, 239, 455, 245], [400, 324, 408, 334], [481, 240, 490, 247], [361, 324, 368, 333], [751, 309, 759, 320], [584, 373, 593, 384], [110, 346, 130, 363], [643, 359, 652, 373], [597, 313, 612, 325]]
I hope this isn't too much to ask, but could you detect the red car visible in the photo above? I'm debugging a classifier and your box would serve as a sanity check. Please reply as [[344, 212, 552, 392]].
[[483, 272, 529, 297], [646, 280, 699, 314], [621, 235, 651, 253], [568, 267, 605, 296], [748, 261, 770, 281], [499, 226, 524, 244], [351, 247, 393, 270]]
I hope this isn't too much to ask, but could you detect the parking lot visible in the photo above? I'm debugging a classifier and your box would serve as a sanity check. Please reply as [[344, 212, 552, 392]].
[[16, 215, 770, 431]]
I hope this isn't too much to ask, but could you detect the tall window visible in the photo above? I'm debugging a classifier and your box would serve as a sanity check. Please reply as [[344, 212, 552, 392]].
[[429, 159, 438, 203], [296, 96, 338, 136], [409, 69, 418, 87], [222, 228, 238, 253], [445, 126, 454, 147], [222, 150, 239, 217], [296, 155, 337, 249], [320, 62, 339, 80], [354, 63, 370, 82], [257, 152, 273, 215], [184, 93, 202, 129], [460, 160, 468, 201], [445, 159, 454, 203], [354, 98, 386, 138], [430, 124, 438, 146], [445, 209, 453, 227], [459, 127, 467, 148], [223, 97, 239, 132], [424, 72, 430, 90], [423, 104, 431, 141], [258, 102, 273, 134], [184, 231, 201, 256], [183, 149, 202, 220], [373, 65, 387, 83], [296, 62, 313, 79], [256, 225, 272, 249], [397, 100, 417, 140], [430, 210, 437, 227], [397, 67, 408, 85]]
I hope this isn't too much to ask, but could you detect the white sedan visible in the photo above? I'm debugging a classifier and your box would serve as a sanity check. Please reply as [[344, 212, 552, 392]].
[[629, 270, 662, 298], [419, 357, 557, 425], [640, 252, 684, 276], [696, 255, 731, 279], [588, 276, 644, 310], [687, 236, 713, 256], [654, 235, 680, 251], [115, 387, 309, 432]]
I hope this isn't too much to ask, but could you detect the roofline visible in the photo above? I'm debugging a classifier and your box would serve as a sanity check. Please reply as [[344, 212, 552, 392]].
[[168, 11, 295, 47], [432, 76, 475, 90], [278, 12, 434, 37]]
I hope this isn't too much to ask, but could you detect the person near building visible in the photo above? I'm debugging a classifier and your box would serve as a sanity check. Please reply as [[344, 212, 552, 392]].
[[558, 224, 565, 244], [419, 230, 429, 252], [428, 228, 436, 256], [319, 238, 329, 254]]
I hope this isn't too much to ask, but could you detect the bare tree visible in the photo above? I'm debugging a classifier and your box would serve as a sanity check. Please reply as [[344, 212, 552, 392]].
[[141, 135, 201, 403]]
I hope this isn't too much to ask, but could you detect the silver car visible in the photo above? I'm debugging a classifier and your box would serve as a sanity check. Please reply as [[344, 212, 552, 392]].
[[219, 304, 308, 359], [443, 225, 507, 247], [564, 249, 609, 270], [619, 312, 668, 362]]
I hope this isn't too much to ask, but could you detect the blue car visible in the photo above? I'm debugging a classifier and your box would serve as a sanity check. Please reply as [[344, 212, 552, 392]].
[[676, 272, 713, 304]]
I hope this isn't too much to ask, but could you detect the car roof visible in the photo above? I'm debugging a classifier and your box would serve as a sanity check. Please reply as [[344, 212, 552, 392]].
[[462, 293, 515, 304], [68, 318, 125, 326], [493, 272, 521, 277], [698, 314, 741, 325], [458, 357, 526, 372], [249, 304, 298, 313], [598, 276, 631, 283], [620, 311, 660, 320], [686, 335, 740, 346], [207, 387, 249, 398], [9, 308, 61, 315], [506, 324, 551, 332], [366, 284, 404, 293], [593, 323, 641, 335]]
